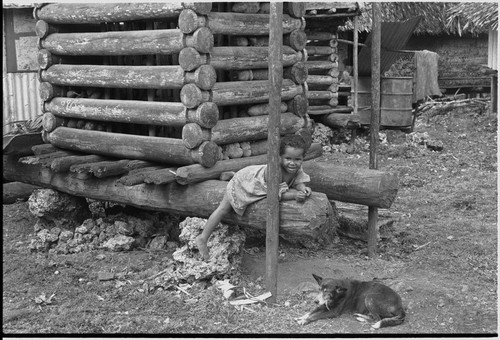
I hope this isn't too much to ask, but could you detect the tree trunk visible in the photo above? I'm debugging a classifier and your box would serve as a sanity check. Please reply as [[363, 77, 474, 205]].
[[302, 160, 398, 209]]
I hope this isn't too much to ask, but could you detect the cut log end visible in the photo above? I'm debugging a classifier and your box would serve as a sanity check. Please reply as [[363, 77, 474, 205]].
[[286, 29, 307, 51], [179, 47, 205, 71], [191, 64, 217, 90], [285, 62, 308, 84], [181, 83, 208, 108], [182, 123, 211, 149], [187, 27, 214, 54], [289, 94, 309, 117], [191, 141, 220, 168], [179, 8, 203, 34], [35, 20, 50, 38], [183, 2, 212, 15], [187, 102, 219, 128]]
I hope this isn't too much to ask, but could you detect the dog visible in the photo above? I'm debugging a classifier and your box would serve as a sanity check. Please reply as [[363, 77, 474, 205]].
[[295, 274, 406, 329]]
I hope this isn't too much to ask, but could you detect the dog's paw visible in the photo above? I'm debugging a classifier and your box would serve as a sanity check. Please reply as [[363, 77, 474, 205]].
[[371, 321, 382, 329], [353, 313, 371, 323], [294, 314, 310, 326]]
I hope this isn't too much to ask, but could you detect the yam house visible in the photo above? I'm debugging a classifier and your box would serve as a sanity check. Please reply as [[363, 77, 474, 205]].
[[3, 3, 399, 248]]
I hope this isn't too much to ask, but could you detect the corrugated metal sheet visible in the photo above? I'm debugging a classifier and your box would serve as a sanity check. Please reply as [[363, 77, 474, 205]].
[[357, 16, 422, 76], [3, 72, 42, 135], [488, 30, 498, 70]]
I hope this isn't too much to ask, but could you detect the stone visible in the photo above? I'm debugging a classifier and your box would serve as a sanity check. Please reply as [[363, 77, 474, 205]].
[[115, 220, 134, 236], [37, 229, 59, 244], [76, 219, 94, 234], [102, 235, 135, 251], [148, 236, 167, 250], [426, 139, 444, 151], [28, 189, 91, 231], [168, 217, 246, 282]]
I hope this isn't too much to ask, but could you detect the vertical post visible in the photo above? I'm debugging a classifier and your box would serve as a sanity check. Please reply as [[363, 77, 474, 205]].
[[265, 2, 283, 305], [491, 74, 498, 115], [368, 3, 381, 258], [350, 15, 359, 146]]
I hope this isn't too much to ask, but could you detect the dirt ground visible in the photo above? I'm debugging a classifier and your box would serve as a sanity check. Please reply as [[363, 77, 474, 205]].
[[2, 101, 498, 335]]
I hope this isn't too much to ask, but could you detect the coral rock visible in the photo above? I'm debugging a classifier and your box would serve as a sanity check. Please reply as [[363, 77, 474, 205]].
[[102, 235, 135, 251]]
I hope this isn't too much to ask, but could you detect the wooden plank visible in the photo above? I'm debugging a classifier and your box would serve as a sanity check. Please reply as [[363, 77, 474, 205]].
[[50, 154, 107, 173]]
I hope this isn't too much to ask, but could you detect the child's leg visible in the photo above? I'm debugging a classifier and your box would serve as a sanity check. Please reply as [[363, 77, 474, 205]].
[[195, 195, 233, 260]]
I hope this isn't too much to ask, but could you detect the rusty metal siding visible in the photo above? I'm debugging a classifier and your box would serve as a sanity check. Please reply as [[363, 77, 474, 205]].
[[488, 30, 498, 70], [3, 72, 42, 135]]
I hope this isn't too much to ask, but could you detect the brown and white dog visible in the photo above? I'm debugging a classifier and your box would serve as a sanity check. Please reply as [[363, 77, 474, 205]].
[[295, 274, 406, 329]]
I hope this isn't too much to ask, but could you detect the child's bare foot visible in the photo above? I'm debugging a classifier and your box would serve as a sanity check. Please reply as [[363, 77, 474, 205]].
[[195, 235, 210, 261]]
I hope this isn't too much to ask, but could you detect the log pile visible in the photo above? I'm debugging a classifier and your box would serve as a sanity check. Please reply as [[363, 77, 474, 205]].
[[35, 2, 312, 167], [304, 18, 360, 129]]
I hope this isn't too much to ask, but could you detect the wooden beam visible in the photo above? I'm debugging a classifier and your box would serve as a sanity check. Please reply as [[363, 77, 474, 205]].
[[368, 3, 382, 258], [266, 1, 283, 305]]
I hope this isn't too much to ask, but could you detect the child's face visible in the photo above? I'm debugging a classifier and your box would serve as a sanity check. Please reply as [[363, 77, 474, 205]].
[[280, 146, 305, 174]]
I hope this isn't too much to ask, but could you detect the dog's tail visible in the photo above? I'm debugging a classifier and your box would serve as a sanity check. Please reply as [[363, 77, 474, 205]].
[[374, 310, 406, 328]]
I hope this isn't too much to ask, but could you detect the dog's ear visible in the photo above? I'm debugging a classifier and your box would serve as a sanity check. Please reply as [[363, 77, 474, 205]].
[[312, 274, 323, 285], [335, 286, 347, 294]]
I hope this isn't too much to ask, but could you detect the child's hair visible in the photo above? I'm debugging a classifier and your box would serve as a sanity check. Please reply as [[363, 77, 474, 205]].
[[280, 134, 307, 156]]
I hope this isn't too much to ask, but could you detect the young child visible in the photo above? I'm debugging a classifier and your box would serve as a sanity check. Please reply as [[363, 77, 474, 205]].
[[195, 134, 312, 261]]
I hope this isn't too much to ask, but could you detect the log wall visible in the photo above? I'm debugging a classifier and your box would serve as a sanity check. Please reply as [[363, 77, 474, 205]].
[[36, 2, 312, 166]]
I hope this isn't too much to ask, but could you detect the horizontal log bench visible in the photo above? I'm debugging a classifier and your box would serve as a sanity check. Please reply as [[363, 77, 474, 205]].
[[3, 156, 336, 247], [178, 46, 306, 72], [34, 3, 212, 24], [46, 127, 220, 167], [40, 64, 216, 90], [43, 99, 219, 129], [40, 27, 213, 56]]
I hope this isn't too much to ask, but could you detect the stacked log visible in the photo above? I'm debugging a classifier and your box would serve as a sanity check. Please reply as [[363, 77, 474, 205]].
[[35, 2, 314, 166], [36, 3, 220, 167], [305, 30, 360, 129], [176, 2, 311, 160]]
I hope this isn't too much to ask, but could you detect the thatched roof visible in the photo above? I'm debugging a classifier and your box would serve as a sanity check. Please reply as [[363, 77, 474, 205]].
[[344, 2, 498, 36]]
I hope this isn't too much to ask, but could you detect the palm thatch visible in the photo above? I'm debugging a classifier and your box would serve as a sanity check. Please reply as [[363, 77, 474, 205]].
[[446, 2, 498, 35], [342, 2, 497, 36]]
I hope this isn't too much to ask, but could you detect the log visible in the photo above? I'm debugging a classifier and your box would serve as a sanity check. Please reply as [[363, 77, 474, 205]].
[[181, 79, 304, 108], [180, 112, 305, 148], [231, 2, 260, 13], [302, 161, 398, 209], [3, 133, 44, 156], [143, 168, 178, 185], [307, 75, 337, 86], [305, 31, 337, 41], [175, 143, 323, 185], [319, 113, 361, 128], [178, 10, 304, 35], [69, 159, 147, 178], [178, 46, 304, 72], [41, 27, 213, 56], [284, 29, 307, 51], [248, 102, 288, 116], [307, 91, 338, 100], [306, 46, 336, 56], [115, 166, 168, 186], [308, 106, 353, 115], [236, 62, 308, 84], [41, 64, 216, 90], [35, 20, 101, 39], [35, 3, 212, 24], [3, 181, 41, 204], [40, 82, 66, 101], [50, 154, 107, 172], [3, 156, 336, 246], [284, 2, 307, 18], [45, 98, 219, 128], [288, 94, 309, 118], [46, 127, 220, 167], [305, 60, 336, 71], [32, 143, 59, 155]]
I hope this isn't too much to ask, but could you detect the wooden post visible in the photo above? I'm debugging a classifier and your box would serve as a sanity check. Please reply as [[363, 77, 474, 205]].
[[266, 2, 283, 305], [491, 74, 498, 114], [368, 3, 381, 258], [351, 15, 359, 148]]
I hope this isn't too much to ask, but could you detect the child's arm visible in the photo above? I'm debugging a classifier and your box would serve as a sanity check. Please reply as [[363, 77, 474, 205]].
[[280, 189, 302, 201], [294, 182, 312, 197]]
